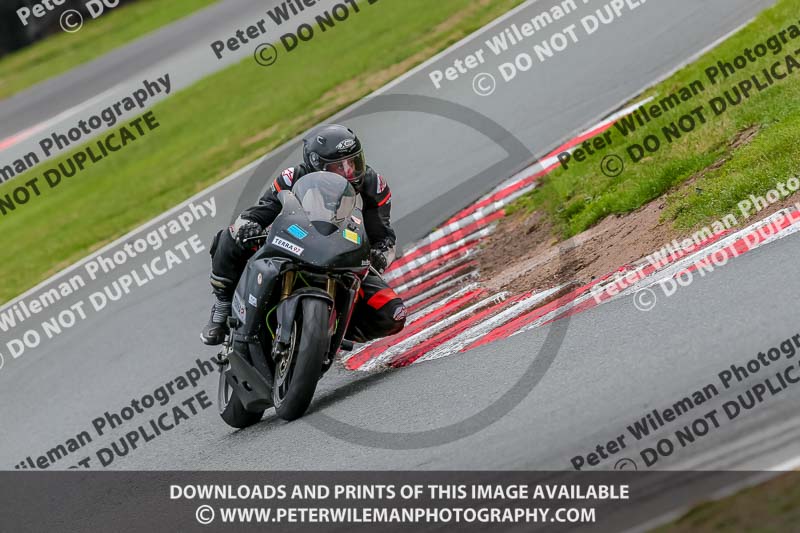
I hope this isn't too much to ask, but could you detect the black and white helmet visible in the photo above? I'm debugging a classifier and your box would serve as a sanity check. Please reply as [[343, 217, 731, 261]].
[[303, 124, 366, 189]]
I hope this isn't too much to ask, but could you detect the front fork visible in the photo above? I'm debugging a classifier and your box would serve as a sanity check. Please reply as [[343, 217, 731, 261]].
[[281, 271, 296, 301], [279, 271, 338, 339], [280, 271, 337, 301]]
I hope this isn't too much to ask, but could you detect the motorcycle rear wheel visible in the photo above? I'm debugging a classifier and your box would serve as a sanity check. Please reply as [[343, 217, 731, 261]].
[[273, 298, 328, 421]]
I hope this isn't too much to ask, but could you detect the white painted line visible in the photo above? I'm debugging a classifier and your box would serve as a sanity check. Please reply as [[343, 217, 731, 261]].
[[339, 284, 481, 364], [405, 271, 480, 308], [360, 292, 509, 372], [385, 245, 475, 282], [407, 283, 481, 324], [392, 225, 497, 276], [398, 186, 533, 261], [401, 213, 494, 258], [769, 455, 800, 471], [394, 254, 475, 294], [0, 85, 121, 151], [415, 285, 566, 363], [510, 209, 800, 338], [343, 283, 483, 363], [511, 289, 596, 337], [629, 209, 800, 295]]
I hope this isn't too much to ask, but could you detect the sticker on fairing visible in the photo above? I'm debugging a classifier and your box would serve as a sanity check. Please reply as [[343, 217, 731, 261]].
[[351, 215, 362, 225], [287, 224, 308, 240], [248, 294, 258, 307], [272, 236, 304, 256], [343, 229, 361, 244], [233, 294, 246, 321]]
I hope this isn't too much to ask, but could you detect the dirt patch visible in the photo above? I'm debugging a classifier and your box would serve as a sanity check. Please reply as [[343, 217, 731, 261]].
[[729, 124, 760, 150], [479, 198, 675, 292], [670, 124, 761, 200], [479, 123, 798, 293], [241, 124, 281, 148], [480, 188, 800, 293]]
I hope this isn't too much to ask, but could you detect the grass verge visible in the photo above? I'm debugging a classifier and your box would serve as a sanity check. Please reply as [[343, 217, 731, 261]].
[[0, 0, 217, 100], [0, 0, 525, 303], [510, 0, 800, 239], [655, 472, 800, 533]]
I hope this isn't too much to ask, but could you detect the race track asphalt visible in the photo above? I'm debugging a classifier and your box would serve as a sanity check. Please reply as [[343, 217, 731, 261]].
[[0, 0, 789, 484]]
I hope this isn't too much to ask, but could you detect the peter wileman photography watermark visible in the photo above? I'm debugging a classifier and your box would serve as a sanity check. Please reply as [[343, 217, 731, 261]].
[[604, 175, 800, 313], [0, 74, 172, 216], [177, 483, 614, 526], [16, 0, 125, 34], [569, 329, 800, 470], [427, 0, 655, 98], [556, 20, 800, 175], [208, 0, 377, 66], [12, 358, 215, 469]]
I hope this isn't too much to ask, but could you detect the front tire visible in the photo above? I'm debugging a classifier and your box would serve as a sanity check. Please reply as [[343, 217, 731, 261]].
[[273, 298, 329, 421], [218, 362, 265, 429]]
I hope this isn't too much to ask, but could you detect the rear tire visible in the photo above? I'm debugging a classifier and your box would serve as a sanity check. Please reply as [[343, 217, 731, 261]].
[[273, 298, 329, 421], [218, 363, 264, 429]]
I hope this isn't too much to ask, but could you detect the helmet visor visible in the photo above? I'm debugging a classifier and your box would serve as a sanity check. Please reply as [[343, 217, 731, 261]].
[[323, 151, 365, 183]]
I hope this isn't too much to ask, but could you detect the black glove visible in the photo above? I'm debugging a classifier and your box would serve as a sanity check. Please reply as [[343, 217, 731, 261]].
[[230, 217, 265, 250], [370, 245, 390, 274]]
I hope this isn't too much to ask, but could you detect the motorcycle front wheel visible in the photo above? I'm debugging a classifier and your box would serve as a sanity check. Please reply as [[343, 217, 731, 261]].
[[273, 298, 328, 421]]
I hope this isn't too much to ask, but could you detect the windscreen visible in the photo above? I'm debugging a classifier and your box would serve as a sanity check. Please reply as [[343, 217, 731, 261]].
[[292, 171, 357, 225]]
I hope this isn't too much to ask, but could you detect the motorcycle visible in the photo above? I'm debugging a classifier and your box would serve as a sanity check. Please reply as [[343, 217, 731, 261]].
[[215, 171, 371, 427]]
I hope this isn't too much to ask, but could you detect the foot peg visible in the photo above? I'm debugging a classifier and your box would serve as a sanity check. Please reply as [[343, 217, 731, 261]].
[[340, 340, 355, 352], [213, 351, 229, 368]]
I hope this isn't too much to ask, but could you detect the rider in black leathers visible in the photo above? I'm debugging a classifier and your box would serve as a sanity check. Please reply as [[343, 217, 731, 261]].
[[201, 124, 406, 345]]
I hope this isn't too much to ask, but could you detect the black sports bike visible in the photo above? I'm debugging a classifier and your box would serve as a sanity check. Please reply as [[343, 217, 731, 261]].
[[216, 172, 371, 427]]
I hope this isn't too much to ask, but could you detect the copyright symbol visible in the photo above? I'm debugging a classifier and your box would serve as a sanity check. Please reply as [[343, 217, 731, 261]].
[[600, 154, 624, 177], [254, 43, 278, 67], [633, 288, 657, 312], [472, 73, 496, 97], [196, 505, 215, 525], [60, 10, 83, 33], [614, 458, 638, 471]]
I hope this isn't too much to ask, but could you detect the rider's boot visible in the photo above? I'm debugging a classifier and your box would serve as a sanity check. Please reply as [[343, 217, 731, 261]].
[[201, 274, 235, 345], [201, 296, 231, 345]]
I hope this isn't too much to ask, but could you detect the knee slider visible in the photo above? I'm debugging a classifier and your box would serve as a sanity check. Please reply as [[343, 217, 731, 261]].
[[387, 303, 406, 335], [391, 302, 407, 324]]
